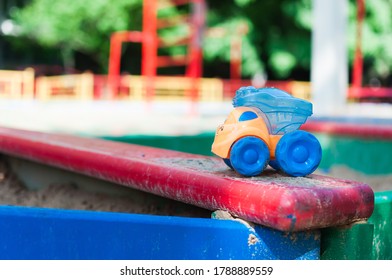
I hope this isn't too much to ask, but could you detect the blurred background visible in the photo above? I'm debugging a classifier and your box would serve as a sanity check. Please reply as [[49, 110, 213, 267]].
[[1, 0, 392, 186], [1, 0, 391, 99], [1, 2, 392, 261], [3, 0, 312, 79], [0, 0, 390, 84]]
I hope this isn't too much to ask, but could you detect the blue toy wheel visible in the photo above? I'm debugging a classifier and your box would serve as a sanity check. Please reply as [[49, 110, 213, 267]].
[[269, 160, 281, 171], [230, 136, 270, 177], [276, 130, 322, 177], [223, 158, 233, 169]]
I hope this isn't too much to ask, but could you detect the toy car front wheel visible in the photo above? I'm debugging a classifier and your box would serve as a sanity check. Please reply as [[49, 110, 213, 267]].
[[275, 130, 322, 177], [230, 136, 270, 177]]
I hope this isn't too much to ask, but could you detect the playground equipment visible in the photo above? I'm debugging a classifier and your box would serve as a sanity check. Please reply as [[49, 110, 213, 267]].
[[212, 87, 322, 177], [35, 72, 94, 100], [346, 0, 392, 100], [0, 68, 34, 99], [108, 0, 206, 100], [2, 0, 390, 104], [0, 69, 309, 101], [107, 0, 248, 101], [122, 75, 223, 101]]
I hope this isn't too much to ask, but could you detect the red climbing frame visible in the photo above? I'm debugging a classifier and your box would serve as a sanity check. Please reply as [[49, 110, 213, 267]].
[[107, 0, 206, 100], [348, 0, 392, 100], [0, 126, 374, 232], [352, 0, 365, 90]]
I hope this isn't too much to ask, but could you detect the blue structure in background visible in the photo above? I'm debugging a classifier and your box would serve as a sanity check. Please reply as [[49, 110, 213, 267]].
[[0, 206, 319, 260]]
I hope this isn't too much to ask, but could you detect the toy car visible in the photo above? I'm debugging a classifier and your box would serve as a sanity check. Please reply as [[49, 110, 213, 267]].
[[212, 86, 322, 177]]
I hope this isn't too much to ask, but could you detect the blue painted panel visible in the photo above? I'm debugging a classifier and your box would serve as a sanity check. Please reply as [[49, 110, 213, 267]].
[[0, 206, 319, 260]]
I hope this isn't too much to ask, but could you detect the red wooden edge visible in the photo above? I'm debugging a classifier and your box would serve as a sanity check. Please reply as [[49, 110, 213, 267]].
[[0, 126, 374, 232], [302, 121, 392, 140]]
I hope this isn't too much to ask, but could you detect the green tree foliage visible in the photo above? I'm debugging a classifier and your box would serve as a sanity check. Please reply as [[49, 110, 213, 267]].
[[11, 0, 142, 70], [287, 0, 392, 83], [205, 0, 312, 79], [11, 0, 303, 77]]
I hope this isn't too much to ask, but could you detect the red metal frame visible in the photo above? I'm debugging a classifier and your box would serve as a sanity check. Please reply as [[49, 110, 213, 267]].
[[142, 0, 158, 102], [352, 0, 365, 91], [346, 0, 392, 100], [230, 38, 242, 81], [0, 126, 374, 232], [107, 0, 247, 102], [108, 0, 206, 100], [107, 31, 144, 98]]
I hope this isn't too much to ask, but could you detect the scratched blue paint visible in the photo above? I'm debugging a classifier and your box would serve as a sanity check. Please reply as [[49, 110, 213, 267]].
[[0, 206, 319, 260]]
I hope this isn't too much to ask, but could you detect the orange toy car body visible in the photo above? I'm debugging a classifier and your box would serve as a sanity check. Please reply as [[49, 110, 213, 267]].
[[212, 106, 281, 160]]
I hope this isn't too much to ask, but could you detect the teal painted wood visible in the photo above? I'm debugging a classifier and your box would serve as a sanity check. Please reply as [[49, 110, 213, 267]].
[[321, 191, 392, 260], [321, 223, 374, 260], [369, 191, 392, 259], [102, 133, 215, 156], [0, 206, 320, 260]]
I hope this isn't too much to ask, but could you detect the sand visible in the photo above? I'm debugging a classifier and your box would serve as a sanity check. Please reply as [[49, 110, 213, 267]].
[[0, 155, 211, 217]]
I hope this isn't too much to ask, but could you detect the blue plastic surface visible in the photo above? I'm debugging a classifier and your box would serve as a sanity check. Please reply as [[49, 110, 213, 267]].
[[275, 130, 322, 177], [239, 111, 258, 122], [223, 158, 233, 169], [269, 159, 281, 171], [233, 86, 312, 134], [0, 206, 320, 260], [230, 136, 269, 177]]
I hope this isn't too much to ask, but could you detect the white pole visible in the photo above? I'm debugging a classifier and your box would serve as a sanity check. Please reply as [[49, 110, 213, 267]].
[[311, 0, 348, 116]]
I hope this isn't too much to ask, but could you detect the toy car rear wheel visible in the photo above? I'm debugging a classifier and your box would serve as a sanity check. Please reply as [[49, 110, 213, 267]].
[[275, 130, 322, 177], [230, 136, 270, 177]]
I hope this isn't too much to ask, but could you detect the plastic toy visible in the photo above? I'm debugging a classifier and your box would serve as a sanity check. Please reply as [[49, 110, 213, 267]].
[[212, 86, 322, 177]]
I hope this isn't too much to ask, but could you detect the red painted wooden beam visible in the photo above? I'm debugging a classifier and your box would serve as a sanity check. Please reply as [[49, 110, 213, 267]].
[[348, 87, 392, 99], [0, 126, 374, 232], [302, 121, 392, 140]]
